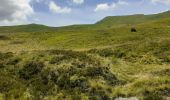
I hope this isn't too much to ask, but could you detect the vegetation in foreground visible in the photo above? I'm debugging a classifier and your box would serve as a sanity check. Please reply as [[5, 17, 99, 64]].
[[0, 11, 170, 100], [0, 42, 169, 99]]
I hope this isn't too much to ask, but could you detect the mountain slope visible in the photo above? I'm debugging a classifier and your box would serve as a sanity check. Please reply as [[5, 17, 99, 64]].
[[96, 10, 170, 27], [0, 24, 52, 33], [0, 10, 170, 33], [0, 11, 170, 100]]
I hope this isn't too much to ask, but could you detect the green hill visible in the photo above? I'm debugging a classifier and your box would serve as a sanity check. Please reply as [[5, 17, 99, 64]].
[[0, 10, 170, 33], [0, 11, 170, 100], [96, 10, 170, 27], [0, 11, 170, 52], [0, 24, 52, 33]]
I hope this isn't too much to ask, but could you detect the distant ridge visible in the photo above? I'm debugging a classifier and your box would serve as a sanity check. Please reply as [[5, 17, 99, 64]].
[[0, 23, 52, 33], [0, 10, 170, 33], [95, 10, 170, 27]]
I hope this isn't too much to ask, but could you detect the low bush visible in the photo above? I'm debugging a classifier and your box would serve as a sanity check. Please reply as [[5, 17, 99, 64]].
[[143, 91, 163, 100], [0, 61, 5, 68], [7, 57, 22, 65], [70, 76, 87, 88], [19, 61, 44, 80], [0, 52, 13, 60]]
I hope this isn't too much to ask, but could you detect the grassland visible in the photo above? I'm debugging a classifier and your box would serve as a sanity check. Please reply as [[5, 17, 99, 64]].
[[0, 11, 169, 100]]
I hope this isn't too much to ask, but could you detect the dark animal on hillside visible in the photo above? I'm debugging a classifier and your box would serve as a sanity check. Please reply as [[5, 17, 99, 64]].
[[131, 28, 137, 32]]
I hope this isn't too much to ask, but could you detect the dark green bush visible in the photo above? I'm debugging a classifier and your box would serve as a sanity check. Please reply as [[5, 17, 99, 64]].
[[0, 52, 13, 60], [0, 50, 122, 99], [40, 69, 52, 85], [0, 61, 5, 68], [0, 77, 14, 92], [19, 61, 44, 80], [144, 92, 163, 100], [30, 77, 56, 96], [0, 73, 23, 94], [158, 87, 170, 96], [70, 76, 87, 88], [71, 61, 86, 68], [84, 66, 105, 77], [56, 74, 70, 89], [7, 57, 22, 65]]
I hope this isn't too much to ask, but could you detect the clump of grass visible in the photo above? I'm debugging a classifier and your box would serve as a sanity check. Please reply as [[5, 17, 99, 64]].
[[19, 61, 44, 80], [152, 69, 170, 76], [7, 57, 22, 65], [10, 41, 25, 45], [88, 48, 114, 57], [0, 52, 13, 60]]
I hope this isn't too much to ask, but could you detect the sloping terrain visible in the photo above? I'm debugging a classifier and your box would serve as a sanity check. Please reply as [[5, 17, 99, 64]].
[[96, 10, 170, 28], [0, 11, 170, 100], [0, 10, 170, 33]]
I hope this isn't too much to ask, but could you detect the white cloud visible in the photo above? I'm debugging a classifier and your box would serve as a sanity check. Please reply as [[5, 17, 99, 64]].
[[94, 3, 114, 12], [151, 0, 170, 5], [49, 1, 71, 14], [0, 0, 34, 24], [72, 0, 84, 4], [94, 0, 128, 12]]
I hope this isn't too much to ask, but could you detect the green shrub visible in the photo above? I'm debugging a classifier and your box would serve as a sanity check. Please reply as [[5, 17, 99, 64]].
[[0, 76, 14, 93], [84, 66, 104, 77], [56, 74, 70, 89], [30, 77, 56, 96], [71, 61, 86, 68], [0, 52, 13, 60], [7, 57, 22, 65], [40, 69, 52, 85], [19, 61, 44, 80], [143, 91, 163, 100], [0, 61, 5, 68], [0, 73, 24, 94], [70, 75, 87, 88], [157, 87, 170, 96]]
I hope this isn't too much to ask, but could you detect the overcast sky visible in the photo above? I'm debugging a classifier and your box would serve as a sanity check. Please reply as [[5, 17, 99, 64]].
[[0, 0, 170, 26]]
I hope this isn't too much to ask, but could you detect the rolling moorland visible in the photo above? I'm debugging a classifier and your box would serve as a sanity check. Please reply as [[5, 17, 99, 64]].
[[0, 11, 170, 100]]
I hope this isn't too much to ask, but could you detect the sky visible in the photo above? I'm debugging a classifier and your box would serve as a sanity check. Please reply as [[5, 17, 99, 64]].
[[0, 0, 170, 26]]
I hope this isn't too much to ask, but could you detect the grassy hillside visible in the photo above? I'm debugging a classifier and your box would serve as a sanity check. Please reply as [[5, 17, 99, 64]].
[[0, 24, 53, 33], [0, 10, 170, 33], [96, 10, 170, 28], [0, 11, 170, 100]]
